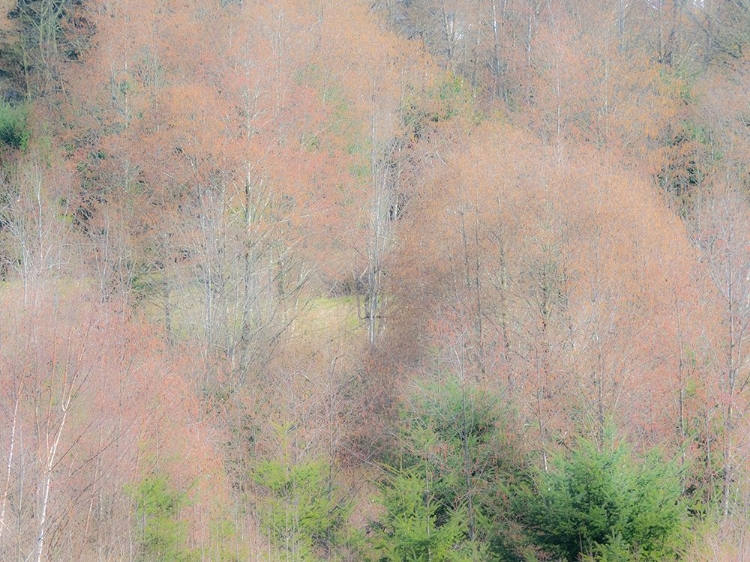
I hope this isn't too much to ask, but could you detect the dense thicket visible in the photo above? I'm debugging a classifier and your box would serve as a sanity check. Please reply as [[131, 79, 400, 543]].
[[0, 0, 749, 560]]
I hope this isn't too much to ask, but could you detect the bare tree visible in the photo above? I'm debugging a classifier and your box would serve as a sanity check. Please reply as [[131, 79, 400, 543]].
[[695, 187, 750, 517]]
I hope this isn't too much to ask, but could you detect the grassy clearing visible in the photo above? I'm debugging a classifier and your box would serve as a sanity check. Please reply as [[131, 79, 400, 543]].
[[135, 280, 365, 352], [0, 277, 95, 305], [292, 294, 363, 346]]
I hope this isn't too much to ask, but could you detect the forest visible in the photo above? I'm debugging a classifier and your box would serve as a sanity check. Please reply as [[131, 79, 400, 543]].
[[0, 0, 749, 560]]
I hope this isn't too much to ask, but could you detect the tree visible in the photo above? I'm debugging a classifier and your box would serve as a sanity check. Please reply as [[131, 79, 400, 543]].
[[694, 187, 750, 518], [375, 467, 472, 562], [516, 431, 687, 561], [253, 456, 355, 561], [374, 374, 525, 560], [129, 473, 194, 562]]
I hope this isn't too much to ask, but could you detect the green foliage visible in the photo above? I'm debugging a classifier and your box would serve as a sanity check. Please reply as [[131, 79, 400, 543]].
[[207, 518, 250, 562], [516, 431, 687, 561], [128, 474, 196, 562], [374, 467, 473, 562], [397, 380, 510, 514], [252, 457, 356, 561], [0, 102, 30, 150], [377, 377, 524, 561], [584, 533, 633, 562]]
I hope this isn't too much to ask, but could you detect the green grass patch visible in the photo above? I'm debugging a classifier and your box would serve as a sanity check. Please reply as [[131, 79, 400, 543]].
[[292, 294, 363, 346]]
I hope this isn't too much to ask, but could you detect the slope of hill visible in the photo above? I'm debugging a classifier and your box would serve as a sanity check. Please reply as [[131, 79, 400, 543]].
[[1, 0, 749, 560]]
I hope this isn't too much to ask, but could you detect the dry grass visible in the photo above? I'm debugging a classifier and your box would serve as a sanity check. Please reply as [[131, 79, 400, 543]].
[[0, 0, 17, 33]]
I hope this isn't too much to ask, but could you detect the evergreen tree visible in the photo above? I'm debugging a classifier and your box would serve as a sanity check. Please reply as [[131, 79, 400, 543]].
[[516, 430, 687, 561]]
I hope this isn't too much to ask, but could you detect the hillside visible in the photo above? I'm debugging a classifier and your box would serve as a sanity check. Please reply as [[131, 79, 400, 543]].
[[1, 0, 749, 560]]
